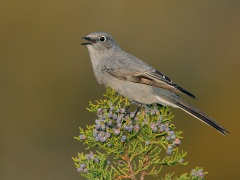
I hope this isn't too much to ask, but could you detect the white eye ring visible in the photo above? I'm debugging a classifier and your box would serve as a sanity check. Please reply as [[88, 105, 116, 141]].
[[99, 36, 106, 43]]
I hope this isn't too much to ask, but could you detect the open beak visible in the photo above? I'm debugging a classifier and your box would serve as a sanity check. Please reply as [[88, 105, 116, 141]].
[[81, 36, 95, 45]]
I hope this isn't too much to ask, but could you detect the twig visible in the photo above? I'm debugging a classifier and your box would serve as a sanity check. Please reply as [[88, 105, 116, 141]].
[[120, 154, 137, 180], [140, 154, 149, 180]]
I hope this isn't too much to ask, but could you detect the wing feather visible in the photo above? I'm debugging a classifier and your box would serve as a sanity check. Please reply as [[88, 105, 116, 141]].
[[106, 67, 196, 99]]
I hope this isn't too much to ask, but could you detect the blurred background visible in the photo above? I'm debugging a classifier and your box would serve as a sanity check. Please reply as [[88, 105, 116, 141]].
[[1, 0, 240, 179]]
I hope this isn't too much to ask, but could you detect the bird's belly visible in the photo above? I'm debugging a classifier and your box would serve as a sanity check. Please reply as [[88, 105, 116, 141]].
[[101, 74, 178, 107]]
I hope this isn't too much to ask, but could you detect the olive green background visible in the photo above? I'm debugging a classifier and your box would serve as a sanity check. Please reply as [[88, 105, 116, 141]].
[[1, 1, 240, 179]]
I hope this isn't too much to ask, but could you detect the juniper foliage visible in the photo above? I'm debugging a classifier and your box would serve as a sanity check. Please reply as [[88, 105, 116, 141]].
[[73, 88, 206, 180]]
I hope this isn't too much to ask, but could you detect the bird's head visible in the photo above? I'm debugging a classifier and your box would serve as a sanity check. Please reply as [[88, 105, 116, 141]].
[[82, 32, 119, 51]]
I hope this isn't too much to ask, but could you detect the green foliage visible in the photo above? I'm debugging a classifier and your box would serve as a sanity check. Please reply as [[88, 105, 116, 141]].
[[73, 88, 207, 179], [163, 167, 207, 180]]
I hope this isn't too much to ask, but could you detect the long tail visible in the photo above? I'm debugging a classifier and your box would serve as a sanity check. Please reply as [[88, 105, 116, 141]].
[[175, 100, 230, 135]]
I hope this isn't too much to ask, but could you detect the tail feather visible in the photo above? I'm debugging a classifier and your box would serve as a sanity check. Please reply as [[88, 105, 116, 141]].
[[176, 100, 230, 135]]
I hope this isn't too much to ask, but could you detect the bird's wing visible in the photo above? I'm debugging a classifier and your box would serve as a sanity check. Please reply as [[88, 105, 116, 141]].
[[106, 67, 196, 99]]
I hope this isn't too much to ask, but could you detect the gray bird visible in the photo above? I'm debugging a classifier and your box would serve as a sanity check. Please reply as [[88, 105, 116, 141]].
[[82, 32, 229, 135]]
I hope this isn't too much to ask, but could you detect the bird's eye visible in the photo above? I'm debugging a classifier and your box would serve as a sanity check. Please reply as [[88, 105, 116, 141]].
[[99, 36, 106, 43]]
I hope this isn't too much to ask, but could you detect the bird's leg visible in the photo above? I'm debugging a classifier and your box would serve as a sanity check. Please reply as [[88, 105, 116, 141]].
[[125, 106, 130, 113], [127, 100, 143, 119], [133, 106, 140, 118], [124, 100, 133, 117], [133, 104, 143, 119]]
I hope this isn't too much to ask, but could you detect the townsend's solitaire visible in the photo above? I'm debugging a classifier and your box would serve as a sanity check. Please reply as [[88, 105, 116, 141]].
[[82, 32, 229, 135]]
